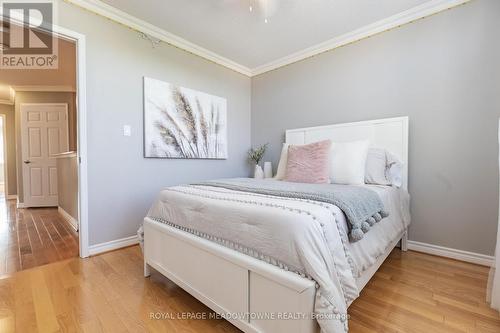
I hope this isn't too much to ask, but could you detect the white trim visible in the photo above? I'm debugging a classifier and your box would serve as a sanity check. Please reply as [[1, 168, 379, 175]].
[[0, 114, 8, 199], [11, 85, 76, 92], [16, 201, 26, 208], [407, 240, 494, 267], [0, 87, 15, 105], [58, 206, 78, 232], [88, 235, 139, 256], [6, 195, 17, 200], [491, 119, 500, 309], [73, 29, 89, 259], [252, 0, 471, 76], [43, 23, 89, 258], [65, 0, 252, 77], [0, 99, 14, 105], [64, 0, 469, 77]]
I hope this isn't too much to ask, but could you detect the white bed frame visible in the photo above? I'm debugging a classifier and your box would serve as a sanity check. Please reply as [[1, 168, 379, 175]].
[[144, 116, 409, 333]]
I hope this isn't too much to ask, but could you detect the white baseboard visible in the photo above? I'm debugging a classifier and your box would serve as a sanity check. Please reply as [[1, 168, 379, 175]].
[[88, 235, 139, 256], [6, 195, 17, 200], [16, 201, 26, 208], [407, 240, 494, 267], [88, 236, 493, 266], [58, 207, 78, 232]]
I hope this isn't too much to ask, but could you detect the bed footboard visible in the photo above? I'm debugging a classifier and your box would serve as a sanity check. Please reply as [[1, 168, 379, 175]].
[[143, 217, 319, 333]]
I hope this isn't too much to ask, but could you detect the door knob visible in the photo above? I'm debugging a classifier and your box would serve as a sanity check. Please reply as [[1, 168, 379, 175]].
[[24, 160, 31, 164]]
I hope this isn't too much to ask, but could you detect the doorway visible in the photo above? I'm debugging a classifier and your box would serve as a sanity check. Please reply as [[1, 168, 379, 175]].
[[0, 21, 86, 273], [0, 15, 88, 261]]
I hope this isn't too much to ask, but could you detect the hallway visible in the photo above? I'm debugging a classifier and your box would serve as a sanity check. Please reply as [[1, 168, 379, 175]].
[[0, 198, 78, 276]]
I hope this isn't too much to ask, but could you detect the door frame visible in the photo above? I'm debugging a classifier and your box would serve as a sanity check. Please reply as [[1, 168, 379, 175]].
[[45, 26, 89, 258], [19, 103, 69, 207], [0, 114, 8, 198], [57, 27, 89, 258]]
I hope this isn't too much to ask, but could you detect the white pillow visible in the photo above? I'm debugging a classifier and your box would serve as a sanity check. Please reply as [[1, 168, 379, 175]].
[[386, 151, 403, 187], [365, 148, 391, 186], [274, 143, 289, 180], [365, 148, 404, 187], [330, 140, 370, 185]]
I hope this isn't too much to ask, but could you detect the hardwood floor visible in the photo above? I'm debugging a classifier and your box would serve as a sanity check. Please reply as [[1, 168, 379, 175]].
[[0, 245, 497, 332], [349, 250, 500, 332], [0, 199, 79, 276]]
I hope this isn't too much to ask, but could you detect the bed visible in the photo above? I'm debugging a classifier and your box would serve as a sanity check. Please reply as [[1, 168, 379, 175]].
[[142, 116, 409, 333]]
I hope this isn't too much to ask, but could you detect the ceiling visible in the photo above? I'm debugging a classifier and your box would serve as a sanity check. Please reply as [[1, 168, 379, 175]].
[[100, 0, 429, 69]]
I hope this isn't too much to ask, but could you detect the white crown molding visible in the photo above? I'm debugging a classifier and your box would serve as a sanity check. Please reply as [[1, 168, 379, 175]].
[[408, 240, 494, 267], [88, 235, 139, 256], [65, 0, 470, 77], [65, 0, 253, 77], [0, 87, 15, 105], [11, 85, 76, 92], [252, 0, 471, 76], [0, 98, 13, 105]]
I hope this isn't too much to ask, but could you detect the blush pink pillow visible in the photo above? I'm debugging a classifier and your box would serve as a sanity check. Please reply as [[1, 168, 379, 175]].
[[285, 140, 331, 184]]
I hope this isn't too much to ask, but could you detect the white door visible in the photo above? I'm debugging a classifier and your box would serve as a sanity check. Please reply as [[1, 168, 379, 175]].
[[21, 103, 69, 207]]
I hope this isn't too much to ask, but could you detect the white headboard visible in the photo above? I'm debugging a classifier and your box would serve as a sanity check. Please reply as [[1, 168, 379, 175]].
[[286, 116, 409, 189]]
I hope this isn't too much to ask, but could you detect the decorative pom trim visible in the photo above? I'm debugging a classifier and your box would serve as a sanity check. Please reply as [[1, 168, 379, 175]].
[[350, 209, 391, 242], [367, 217, 376, 226], [351, 228, 364, 241], [361, 221, 371, 233]]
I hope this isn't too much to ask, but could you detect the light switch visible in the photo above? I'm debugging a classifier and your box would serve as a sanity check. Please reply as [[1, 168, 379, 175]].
[[123, 125, 131, 137]]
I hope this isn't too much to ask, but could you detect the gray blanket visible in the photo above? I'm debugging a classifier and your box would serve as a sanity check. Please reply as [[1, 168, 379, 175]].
[[195, 178, 389, 242]]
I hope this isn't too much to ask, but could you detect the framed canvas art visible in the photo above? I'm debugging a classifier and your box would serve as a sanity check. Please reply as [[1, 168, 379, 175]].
[[144, 77, 227, 159]]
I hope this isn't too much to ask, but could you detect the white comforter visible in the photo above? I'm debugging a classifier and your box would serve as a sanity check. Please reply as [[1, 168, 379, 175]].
[[146, 183, 410, 333]]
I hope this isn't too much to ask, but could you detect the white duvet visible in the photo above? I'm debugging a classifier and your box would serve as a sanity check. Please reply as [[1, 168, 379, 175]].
[[146, 182, 410, 333]]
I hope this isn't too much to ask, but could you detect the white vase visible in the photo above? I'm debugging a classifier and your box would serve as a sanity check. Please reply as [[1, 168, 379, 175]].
[[254, 165, 264, 179], [263, 162, 273, 178]]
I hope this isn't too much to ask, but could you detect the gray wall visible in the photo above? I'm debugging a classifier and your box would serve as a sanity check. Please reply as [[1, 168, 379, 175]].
[[251, 0, 500, 255], [58, 1, 251, 246], [0, 104, 16, 196], [57, 155, 79, 221]]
